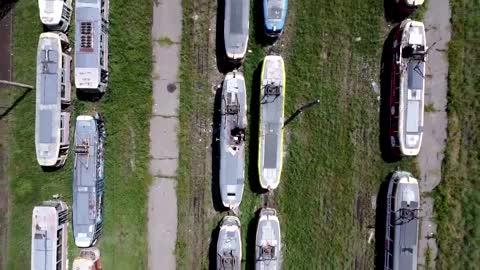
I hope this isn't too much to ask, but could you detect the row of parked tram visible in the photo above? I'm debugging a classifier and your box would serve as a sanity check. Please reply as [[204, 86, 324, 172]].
[[30, 0, 426, 269], [36, 0, 109, 168], [216, 1, 288, 269], [385, 1, 425, 270], [217, 1, 427, 270], [32, 1, 109, 270]]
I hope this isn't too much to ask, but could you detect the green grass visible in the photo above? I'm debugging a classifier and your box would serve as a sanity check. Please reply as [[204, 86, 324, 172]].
[[434, 0, 480, 269], [156, 37, 176, 46], [7, 0, 152, 269], [279, 1, 416, 268], [175, 0, 197, 267], [425, 103, 437, 113], [425, 246, 433, 270], [176, 0, 217, 268], [176, 0, 417, 269]]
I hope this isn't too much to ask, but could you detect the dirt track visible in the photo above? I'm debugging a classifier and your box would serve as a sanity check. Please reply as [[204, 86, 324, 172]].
[[417, 0, 451, 268]]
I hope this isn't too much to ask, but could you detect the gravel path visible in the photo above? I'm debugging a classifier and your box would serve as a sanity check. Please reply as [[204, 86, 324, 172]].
[[417, 0, 451, 268], [148, 0, 182, 269]]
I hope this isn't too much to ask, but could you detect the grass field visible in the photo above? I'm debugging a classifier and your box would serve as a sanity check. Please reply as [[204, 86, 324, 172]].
[[177, 0, 417, 269], [434, 0, 480, 269], [7, 0, 152, 269], [277, 1, 418, 268]]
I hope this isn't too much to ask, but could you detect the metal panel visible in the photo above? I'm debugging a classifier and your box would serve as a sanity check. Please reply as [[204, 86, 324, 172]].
[[224, 0, 249, 59], [219, 72, 247, 208], [264, 133, 278, 168], [40, 49, 60, 105], [75, 192, 91, 225], [407, 62, 424, 90], [406, 100, 420, 133], [39, 110, 54, 144], [230, 0, 244, 34], [33, 232, 52, 269]]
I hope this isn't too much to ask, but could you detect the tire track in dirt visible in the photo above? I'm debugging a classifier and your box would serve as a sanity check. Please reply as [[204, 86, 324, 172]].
[[188, 0, 217, 268]]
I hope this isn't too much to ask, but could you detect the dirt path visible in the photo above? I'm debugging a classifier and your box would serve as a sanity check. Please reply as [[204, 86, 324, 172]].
[[148, 0, 182, 269], [0, 6, 12, 270], [417, 0, 451, 268]]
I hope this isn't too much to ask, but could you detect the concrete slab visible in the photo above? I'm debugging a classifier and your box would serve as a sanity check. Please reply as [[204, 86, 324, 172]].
[[419, 111, 447, 192], [152, 0, 182, 42], [149, 116, 178, 160], [148, 178, 178, 270], [420, 0, 451, 187], [152, 80, 179, 117], [153, 44, 181, 79], [149, 158, 178, 177], [152, 45, 180, 116]]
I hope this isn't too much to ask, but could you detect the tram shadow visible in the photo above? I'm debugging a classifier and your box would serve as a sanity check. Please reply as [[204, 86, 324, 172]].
[[374, 173, 392, 270], [384, 0, 411, 23], [245, 208, 261, 269], [0, 0, 17, 19], [41, 165, 64, 173], [208, 223, 220, 270], [76, 90, 104, 102], [248, 61, 266, 194], [379, 26, 402, 163]]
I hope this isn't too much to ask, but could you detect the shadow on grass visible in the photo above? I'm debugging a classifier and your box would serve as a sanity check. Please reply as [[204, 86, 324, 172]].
[[248, 61, 266, 194], [42, 24, 72, 33], [374, 173, 393, 270], [0, 0, 17, 19], [41, 165, 64, 173], [208, 223, 220, 270], [211, 83, 228, 212], [215, 0, 242, 73], [245, 208, 261, 269], [379, 26, 402, 163], [384, 0, 415, 23], [76, 90, 105, 102], [0, 87, 32, 119]]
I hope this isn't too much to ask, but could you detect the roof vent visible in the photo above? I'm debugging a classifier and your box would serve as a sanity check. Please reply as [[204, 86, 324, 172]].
[[80, 22, 94, 52]]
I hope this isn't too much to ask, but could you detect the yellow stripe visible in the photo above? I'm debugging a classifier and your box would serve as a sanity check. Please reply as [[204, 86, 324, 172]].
[[258, 56, 286, 189], [278, 57, 286, 186], [258, 58, 266, 187]]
